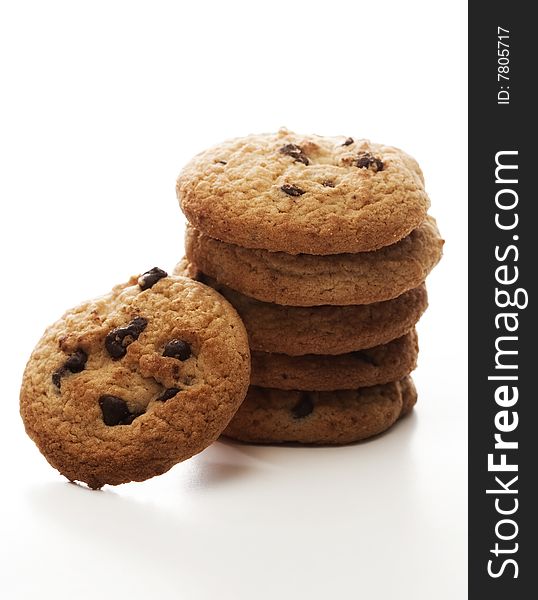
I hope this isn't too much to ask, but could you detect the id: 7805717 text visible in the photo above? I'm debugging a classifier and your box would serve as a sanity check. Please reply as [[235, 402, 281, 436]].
[[497, 27, 510, 105]]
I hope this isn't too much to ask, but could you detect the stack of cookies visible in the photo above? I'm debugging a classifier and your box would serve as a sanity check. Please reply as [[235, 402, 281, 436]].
[[175, 129, 443, 445]]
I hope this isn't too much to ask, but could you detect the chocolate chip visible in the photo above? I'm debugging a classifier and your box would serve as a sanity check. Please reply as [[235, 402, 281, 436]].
[[64, 349, 88, 373], [217, 160, 227, 165], [128, 316, 148, 334], [292, 393, 314, 419], [322, 180, 335, 188], [342, 137, 354, 146], [52, 370, 64, 388], [279, 144, 310, 166], [352, 351, 378, 367], [163, 339, 191, 361], [157, 388, 180, 402], [105, 317, 148, 359], [118, 412, 141, 425], [99, 395, 137, 426], [138, 267, 168, 290], [356, 152, 384, 172], [52, 348, 88, 389], [281, 184, 305, 197]]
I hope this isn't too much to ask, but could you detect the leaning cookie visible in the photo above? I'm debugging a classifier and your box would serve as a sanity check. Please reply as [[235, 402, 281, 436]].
[[223, 377, 417, 445], [175, 261, 428, 355], [250, 330, 418, 391], [177, 129, 429, 254], [185, 217, 443, 306], [20, 269, 250, 489]]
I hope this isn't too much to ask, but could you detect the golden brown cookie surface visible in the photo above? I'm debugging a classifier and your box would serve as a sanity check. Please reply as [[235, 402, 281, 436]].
[[20, 271, 250, 489], [177, 129, 430, 254], [175, 262, 428, 355], [224, 377, 417, 445], [250, 330, 418, 390], [185, 217, 443, 306]]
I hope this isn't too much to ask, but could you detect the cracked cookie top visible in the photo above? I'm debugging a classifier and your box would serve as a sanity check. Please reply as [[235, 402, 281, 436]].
[[20, 270, 250, 489], [176, 128, 430, 254]]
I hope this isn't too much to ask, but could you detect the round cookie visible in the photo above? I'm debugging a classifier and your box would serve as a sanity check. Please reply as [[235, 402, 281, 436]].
[[20, 269, 250, 489], [175, 262, 428, 355], [223, 377, 417, 445], [177, 129, 430, 254], [185, 217, 443, 306], [250, 330, 418, 391]]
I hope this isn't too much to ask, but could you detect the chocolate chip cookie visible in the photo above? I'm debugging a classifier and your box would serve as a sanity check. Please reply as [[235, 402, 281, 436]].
[[250, 330, 418, 390], [223, 377, 417, 445], [177, 129, 430, 254], [20, 270, 250, 489], [175, 261, 428, 355], [185, 217, 443, 306]]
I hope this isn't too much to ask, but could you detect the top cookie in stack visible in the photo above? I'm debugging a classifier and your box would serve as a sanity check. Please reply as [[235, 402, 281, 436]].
[[175, 128, 443, 445], [178, 128, 429, 255]]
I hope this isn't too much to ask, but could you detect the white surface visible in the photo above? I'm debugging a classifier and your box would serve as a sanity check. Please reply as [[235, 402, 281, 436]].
[[0, 1, 467, 598]]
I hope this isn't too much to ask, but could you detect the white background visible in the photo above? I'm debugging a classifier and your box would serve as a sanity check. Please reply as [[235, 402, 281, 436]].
[[0, 1, 467, 598]]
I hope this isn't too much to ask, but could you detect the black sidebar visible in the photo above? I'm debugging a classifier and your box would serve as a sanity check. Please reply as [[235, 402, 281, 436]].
[[469, 1, 536, 598]]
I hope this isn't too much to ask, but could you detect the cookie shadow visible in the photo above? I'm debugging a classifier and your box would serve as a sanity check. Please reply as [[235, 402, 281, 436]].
[[25, 480, 183, 546], [184, 441, 257, 488]]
